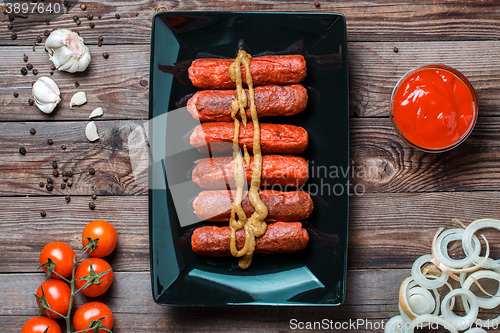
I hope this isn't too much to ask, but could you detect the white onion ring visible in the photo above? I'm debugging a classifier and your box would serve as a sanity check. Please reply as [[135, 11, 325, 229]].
[[408, 287, 435, 314], [441, 288, 479, 331], [462, 270, 500, 309], [412, 255, 448, 289], [460, 259, 500, 286], [384, 315, 413, 333], [399, 277, 441, 320], [464, 328, 487, 333], [432, 228, 481, 270], [463, 219, 500, 269], [411, 314, 458, 333]]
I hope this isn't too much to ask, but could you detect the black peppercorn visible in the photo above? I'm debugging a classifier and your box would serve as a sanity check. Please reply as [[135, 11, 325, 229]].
[[36, 36, 42, 43], [13, 92, 18, 98], [26, 63, 33, 70], [89, 22, 95, 29], [7, 23, 13, 30], [28, 99, 34, 106], [98, 35, 103, 42], [97, 41, 102, 47], [61, 145, 66, 150], [98, 14, 101, 19], [40, 210, 46, 217], [44, 30, 50, 36], [53, 169, 59, 177], [314, 1, 320, 7], [89, 202, 95, 210], [46, 20, 50, 25], [67, 180, 73, 187], [50, 71, 54, 75], [52, 161, 58, 169], [33, 69, 38, 75], [21, 68, 28, 75], [67, 171, 73, 177], [140, 79, 148, 87], [46, 184, 53, 191], [393, 47, 399, 53], [47, 138, 53, 145], [115, 13, 120, 19], [76, 19, 81, 25], [87, 13, 93, 20], [89, 167, 95, 175], [47, 178, 53, 184], [65, 195, 71, 203], [102, 52, 109, 59], [11, 32, 17, 40], [19, 147, 26, 155], [50, 64, 56, 71], [91, 193, 97, 200], [73, 15, 79, 21], [80, 3, 86, 10], [23, 54, 28, 62], [30, 128, 36, 135], [39, 181, 44, 187], [60, 183, 66, 189], [63, 176, 68, 182]]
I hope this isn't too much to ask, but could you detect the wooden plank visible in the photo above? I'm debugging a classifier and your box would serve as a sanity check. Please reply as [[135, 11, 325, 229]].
[[0, 45, 149, 121], [3, 270, 498, 332], [349, 41, 500, 117], [351, 117, 500, 193], [0, 196, 149, 273], [3, 1, 500, 44], [4, 192, 500, 273], [0, 120, 148, 196]]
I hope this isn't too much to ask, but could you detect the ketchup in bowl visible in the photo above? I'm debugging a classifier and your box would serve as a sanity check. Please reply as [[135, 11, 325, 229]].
[[390, 65, 478, 152]]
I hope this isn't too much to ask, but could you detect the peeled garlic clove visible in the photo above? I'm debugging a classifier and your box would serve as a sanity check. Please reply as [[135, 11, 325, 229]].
[[32, 76, 61, 114], [45, 29, 91, 73], [85, 121, 99, 142], [70, 92, 87, 109], [89, 107, 103, 119]]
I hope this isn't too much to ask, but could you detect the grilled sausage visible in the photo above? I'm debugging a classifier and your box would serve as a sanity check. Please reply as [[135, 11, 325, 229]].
[[188, 55, 307, 89], [191, 222, 309, 256], [193, 190, 313, 222], [186, 84, 308, 121], [190, 122, 308, 154], [192, 155, 309, 189]]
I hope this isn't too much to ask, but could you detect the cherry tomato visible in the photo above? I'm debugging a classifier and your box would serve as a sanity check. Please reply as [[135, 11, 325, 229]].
[[75, 258, 113, 297], [73, 302, 114, 333], [39, 242, 76, 279], [21, 316, 62, 333], [82, 220, 117, 257], [35, 280, 71, 319]]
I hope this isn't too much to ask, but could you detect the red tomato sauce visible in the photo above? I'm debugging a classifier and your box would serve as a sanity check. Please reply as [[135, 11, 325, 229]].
[[392, 67, 476, 150]]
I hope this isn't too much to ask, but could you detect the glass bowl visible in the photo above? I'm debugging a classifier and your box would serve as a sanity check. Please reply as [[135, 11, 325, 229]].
[[389, 64, 478, 153]]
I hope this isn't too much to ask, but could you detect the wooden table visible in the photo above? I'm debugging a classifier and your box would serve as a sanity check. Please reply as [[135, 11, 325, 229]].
[[2, 1, 500, 332]]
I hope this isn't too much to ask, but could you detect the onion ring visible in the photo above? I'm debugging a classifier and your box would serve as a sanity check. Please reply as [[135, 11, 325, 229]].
[[441, 288, 479, 331], [463, 219, 500, 269], [412, 255, 448, 289], [462, 270, 500, 309], [432, 228, 481, 270], [384, 315, 413, 333], [411, 314, 458, 333]]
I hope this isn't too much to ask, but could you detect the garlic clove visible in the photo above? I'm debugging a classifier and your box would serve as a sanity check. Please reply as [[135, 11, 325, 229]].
[[45, 29, 91, 73], [32, 76, 61, 114], [89, 107, 104, 119], [85, 121, 99, 142], [70, 92, 87, 109]]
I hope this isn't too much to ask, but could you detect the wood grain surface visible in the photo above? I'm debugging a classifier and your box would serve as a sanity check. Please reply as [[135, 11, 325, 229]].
[[2, 0, 500, 332]]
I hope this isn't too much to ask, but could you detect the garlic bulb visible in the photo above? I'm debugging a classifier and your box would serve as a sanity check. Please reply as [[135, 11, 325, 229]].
[[32, 76, 61, 114], [85, 121, 99, 142], [45, 29, 91, 73], [70, 92, 87, 108]]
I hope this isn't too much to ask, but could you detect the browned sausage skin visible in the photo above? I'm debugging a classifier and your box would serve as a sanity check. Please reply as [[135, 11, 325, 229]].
[[190, 122, 309, 154], [186, 84, 308, 122], [191, 222, 309, 256], [193, 190, 314, 222], [192, 155, 309, 189], [188, 55, 307, 89]]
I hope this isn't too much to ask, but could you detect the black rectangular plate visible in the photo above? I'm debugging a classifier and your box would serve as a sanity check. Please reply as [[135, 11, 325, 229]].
[[149, 11, 349, 306]]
